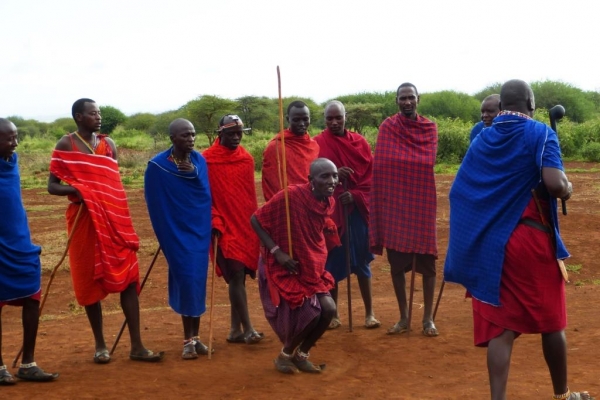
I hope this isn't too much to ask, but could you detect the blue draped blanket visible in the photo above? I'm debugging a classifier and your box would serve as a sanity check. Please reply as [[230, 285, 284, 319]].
[[0, 153, 41, 302], [443, 114, 568, 305], [145, 149, 212, 316]]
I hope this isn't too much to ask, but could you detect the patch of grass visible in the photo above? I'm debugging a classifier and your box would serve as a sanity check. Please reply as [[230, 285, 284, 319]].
[[574, 280, 585, 287], [565, 264, 582, 273], [591, 280, 600, 285], [68, 301, 85, 315], [434, 163, 460, 174], [565, 168, 600, 173], [25, 205, 62, 212]]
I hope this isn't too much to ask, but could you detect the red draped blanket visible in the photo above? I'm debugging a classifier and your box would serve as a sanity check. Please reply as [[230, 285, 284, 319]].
[[370, 113, 438, 257], [254, 183, 337, 308], [261, 129, 320, 202], [50, 149, 140, 301], [203, 139, 259, 273], [314, 128, 372, 234]]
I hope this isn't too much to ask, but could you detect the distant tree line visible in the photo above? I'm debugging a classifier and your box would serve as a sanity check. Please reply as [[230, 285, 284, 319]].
[[7, 80, 600, 163]]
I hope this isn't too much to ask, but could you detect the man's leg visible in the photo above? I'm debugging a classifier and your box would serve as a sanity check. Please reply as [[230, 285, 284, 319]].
[[327, 283, 342, 329], [357, 275, 377, 321], [21, 298, 39, 364], [422, 274, 438, 335], [228, 265, 260, 343], [542, 330, 568, 396], [298, 296, 336, 354], [487, 329, 517, 400], [120, 283, 144, 354], [84, 301, 107, 352], [388, 250, 408, 328]]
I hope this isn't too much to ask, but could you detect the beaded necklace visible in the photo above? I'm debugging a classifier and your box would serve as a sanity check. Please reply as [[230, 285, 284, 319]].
[[498, 110, 532, 120], [74, 131, 97, 153], [170, 150, 190, 166]]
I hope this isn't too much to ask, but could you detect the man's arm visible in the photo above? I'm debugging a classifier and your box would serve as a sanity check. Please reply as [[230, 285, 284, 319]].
[[47, 136, 80, 198], [542, 167, 572, 200], [250, 215, 298, 274], [104, 137, 118, 160]]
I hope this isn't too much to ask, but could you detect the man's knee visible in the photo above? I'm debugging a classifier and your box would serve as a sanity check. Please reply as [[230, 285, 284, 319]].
[[320, 296, 337, 320]]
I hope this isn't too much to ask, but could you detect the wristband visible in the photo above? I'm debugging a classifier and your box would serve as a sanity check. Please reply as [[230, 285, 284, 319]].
[[270, 245, 280, 254]]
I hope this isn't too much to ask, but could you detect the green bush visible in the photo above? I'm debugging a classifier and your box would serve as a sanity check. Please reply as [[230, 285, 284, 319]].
[[581, 142, 600, 162], [434, 118, 471, 163]]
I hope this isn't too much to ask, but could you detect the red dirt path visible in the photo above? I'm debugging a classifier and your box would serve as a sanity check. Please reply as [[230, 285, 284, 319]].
[[2, 162, 600, 399]]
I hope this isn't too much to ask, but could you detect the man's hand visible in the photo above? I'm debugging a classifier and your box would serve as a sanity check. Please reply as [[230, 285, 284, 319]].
[[337, 166, 354, 182], [338, 191, 354, 205], [176, 160, 195, 172], [274, 250, 299, 275], [562, 181, 573, 201]]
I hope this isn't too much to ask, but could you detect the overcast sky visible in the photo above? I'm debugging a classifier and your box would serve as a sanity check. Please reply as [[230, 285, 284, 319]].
[[1, 0, 598, 122]]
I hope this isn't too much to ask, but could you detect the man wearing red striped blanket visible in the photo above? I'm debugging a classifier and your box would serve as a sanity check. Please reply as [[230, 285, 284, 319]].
[[48, 98, 163, 364]]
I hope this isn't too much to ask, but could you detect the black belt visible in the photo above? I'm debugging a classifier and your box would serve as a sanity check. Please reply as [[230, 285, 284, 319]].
[[519, 218, 550, 233]]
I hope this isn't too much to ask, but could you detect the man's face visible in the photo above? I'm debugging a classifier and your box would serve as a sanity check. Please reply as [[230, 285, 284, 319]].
[[219, 125, 243, 150], [325, 105, 345, 136], [396, 87, 419, 119], [287, 106, 310, 135], [170, 121, 196, 153], [0, 122, 18, 159], [76, 102, 102, 132], [481, 99, 500, 127], [310, 162, 339, 198]]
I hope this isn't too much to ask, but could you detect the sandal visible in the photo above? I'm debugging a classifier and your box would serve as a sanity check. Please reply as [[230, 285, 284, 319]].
[[129, 349, 164, 362], [16, 362, 59, 382], [365, 316, 381, 329], [182, 339, 198, 360], [0, 365, 16, 386], [244, 331, 264, 345], [565, 391, 594, 400], [273, 353, 300, 374], [292, 351, 324, 373], [327, 317, 342, 330], [192, 337, 215, 355], [93, 349, 111, 364], [387, 320, 409, 335], [422, 321, 439, 337]]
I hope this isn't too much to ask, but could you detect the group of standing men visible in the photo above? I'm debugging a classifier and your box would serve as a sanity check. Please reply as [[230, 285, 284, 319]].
[[0, 80, 592, 399]]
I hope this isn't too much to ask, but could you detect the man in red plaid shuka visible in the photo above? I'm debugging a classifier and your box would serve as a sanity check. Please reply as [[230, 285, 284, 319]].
[[251, 158, 339, 375], [370, 83, 439, 337]]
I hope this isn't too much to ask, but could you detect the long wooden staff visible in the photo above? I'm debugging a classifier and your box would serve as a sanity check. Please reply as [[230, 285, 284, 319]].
[[343, 181, 353, 332], [207, 237, 218, 360], [276, 66, 293, 258], [12, 203, 85, 367], [109, 246, 162, 355]]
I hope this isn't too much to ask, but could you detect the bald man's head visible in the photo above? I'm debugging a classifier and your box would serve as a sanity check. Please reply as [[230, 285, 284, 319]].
[[308, 158, 339, 198], [168, 118, 194, 137], [0, 118, 18, 159], [481, 94, 501, 127], [500, 80, 535, 116]]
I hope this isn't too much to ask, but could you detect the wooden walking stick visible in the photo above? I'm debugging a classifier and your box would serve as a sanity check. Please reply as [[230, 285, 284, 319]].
[[12, 203, 85, 367], [433, 280, 445, 321], [276, 66, 293, 258], [406, 253, 417, 336], [342, 181, 353, 332], [207, 237, 218, 360], [109, 246, 162, 355]]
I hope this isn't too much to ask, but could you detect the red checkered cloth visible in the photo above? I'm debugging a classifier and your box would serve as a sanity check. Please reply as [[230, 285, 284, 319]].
[[49, 148, 140, 295], [370, 113, 438, 257], [314, 128, 372, 235], [253, 183, 336, 309], [203, 139, 260, 274], [261, 129, 320, 202]]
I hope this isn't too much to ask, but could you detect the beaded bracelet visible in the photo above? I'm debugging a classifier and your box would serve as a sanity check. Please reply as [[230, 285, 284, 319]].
[[270, 245, 280, 254]]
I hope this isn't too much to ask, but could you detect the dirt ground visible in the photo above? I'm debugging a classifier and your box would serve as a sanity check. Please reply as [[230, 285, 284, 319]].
[[2, 162, 600, 399]]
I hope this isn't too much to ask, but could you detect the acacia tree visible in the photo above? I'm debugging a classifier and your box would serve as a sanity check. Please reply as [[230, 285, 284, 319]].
[[344, 103, 382, 133], [99, 105, 127, 134], [236, 96, 276, 133], [185, 95, 236, 145]]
